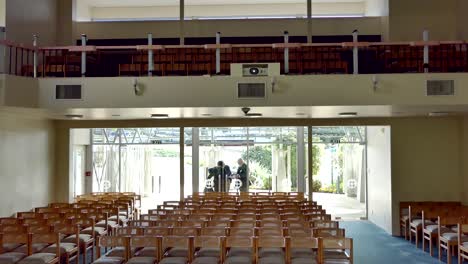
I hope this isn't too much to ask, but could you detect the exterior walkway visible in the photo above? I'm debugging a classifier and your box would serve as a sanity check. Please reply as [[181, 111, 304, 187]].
[[313, 192, 366, 220]]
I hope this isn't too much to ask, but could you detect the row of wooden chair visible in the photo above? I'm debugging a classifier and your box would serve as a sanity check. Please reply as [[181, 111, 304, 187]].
[[95, 234, 353, 264], [403, 203, 468, 264]]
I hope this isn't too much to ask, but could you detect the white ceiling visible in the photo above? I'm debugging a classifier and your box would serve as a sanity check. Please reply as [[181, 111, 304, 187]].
[[83, 0, 364, 7], [42, 105, 468, 120]]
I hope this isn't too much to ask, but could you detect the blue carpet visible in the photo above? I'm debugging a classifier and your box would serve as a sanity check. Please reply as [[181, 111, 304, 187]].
[[341, 221, 455, 264]]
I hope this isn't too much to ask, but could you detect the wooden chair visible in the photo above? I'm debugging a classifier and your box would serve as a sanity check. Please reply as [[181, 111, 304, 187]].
[[144, 227, 172, 236], [95, 236, 129, 264], [285, 236, 320, 263], [23, 232, 61, 264], [256, 236, 286, 264], [115, 227, 144, 236], [319, 237, 353, 264], [49, 223, 80, 264], [128, 220, 156, 227], [128, 236, 159, 264], [311, 220, 339, 229], [159, 236, 194, 264], [67, 218, 95, 264], [200, 227, 227, 237], [438, 215, 464, 264], [172, 227, 200, 237], [0, 218, 21, 225], [223, 236, 256, 264], [0, 232, 29, 263], [192, 236, 224, 264], [459, 222, 468, 264], [422, 209, 450, 256], [255, 227, 284, 237]]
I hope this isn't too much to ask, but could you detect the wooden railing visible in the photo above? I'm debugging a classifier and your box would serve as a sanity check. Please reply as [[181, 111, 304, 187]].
[[1, 39, 468, 77]]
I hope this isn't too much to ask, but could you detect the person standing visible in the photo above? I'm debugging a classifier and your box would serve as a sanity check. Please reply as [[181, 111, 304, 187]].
[[236, 158, 248, 192], [216, 160, 231, 192]]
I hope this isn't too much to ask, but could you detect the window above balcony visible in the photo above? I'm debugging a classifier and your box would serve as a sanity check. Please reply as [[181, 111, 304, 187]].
[[74, 0, 388, 22]]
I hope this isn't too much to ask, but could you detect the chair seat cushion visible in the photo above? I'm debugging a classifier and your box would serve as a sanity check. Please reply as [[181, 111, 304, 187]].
[[424, 225, 451, 234], [2, 244, 21, 252], [462, 242, 468, 248], [192, 257, 219, 264], [92, 257, 125, 264], [42, 243, 77, 254], [82, 227, 107, 236], [441, 233, 468, 242], [224, 256, 251, 264], [165, 248, 188, 258], [109, 216, 127, 221], [96, 221, 118, 228], [324, 250, 349, 259], [291, 248, 315, 258], [0, 252, 27, 264], [291, 258, 318, 264], [126, 257, 157, 264], [159, 257, 187, 264], [259, 256, 285, 264], [14, 244, 49, 254], [227, 248, 252, 257], [196, 248, 220, 257], [17, 253, 56, 264], [62, 234, 93, 244], [258, 248, 284, 258], [411, 219, 434, 227], [105, 247, 127, 258], [135, 247, 157, 257]]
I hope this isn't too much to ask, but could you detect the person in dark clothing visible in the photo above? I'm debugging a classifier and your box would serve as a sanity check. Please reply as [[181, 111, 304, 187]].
[[208, 161, 231, 192], [236, 158, 248, 192]]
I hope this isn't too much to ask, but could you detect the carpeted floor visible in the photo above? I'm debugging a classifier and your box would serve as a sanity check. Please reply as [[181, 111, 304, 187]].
[[341, 221, 460, 264]]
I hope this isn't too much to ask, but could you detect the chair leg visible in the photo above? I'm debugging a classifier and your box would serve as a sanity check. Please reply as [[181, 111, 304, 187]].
[[429, 236, 433, 256], [447, 245, 452, 264], [415, 231, 419, 248], [439, 241, 442, 261], [422, 235, 426, 252]]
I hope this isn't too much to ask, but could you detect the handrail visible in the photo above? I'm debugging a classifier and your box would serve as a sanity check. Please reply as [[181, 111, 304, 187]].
[[2, 37, 468, 77]]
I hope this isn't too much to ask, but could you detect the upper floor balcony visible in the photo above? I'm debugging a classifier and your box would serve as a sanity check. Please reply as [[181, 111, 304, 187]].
[[2, 34, 468, 78]]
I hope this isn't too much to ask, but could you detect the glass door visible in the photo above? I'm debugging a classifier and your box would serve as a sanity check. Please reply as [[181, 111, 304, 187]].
[[72, 145, 86, 197]]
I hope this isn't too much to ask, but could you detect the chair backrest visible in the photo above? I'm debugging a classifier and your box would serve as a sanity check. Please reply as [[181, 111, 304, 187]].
[[31, 232, 61, 257], [172, 227, 200, 236], [0, 224, 27, 233], [0, 218, 20, 225], [285, 227, 311, 237], [26, 224, 52, 234], [285, 236, 319, 263], [229, 227, 255, 237], [256, 227, 284, 237], [311, 220, 339, 229], [144, 226, 172, 236], [130, 236, 159, 258], [256, 236, 285, 263], [313, 228, 346, 238], [115, 226, 144, 236], [224, 236, 256, 263], [319, 237, 353, 264], [200, 227, 227, 236], [128, 220, 155, 227], [0, 232, 29, 254], [97, 236, 130, 259], [194, 236, 224, 261], [160, 236, 194, 262]]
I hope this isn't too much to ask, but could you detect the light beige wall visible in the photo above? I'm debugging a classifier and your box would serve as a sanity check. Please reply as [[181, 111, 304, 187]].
[[3, 75, 38, 108], [0, 109, 55, 217], [462, 117, 468, 204], [37, 74, 468, 110], [53, 117, 465, 236], [73, 17, 381, 40], [5, 0, 58, 45], [388, 0, 458, 41], [367, 126, 392, 234], [57, 0, 74, 45], [0, 0, 5, 27]]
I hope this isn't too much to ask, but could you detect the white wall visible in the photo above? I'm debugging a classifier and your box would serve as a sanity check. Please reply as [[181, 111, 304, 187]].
[[0, 109, 55, 217], [6, 0, 57, 44], [0, 0, 5, 27], [367, 126, 392, 234]]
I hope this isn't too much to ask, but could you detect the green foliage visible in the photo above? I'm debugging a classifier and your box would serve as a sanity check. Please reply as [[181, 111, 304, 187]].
[[153, 148, 179, 158], [312, 180, 322, 192], [242, 146, 272, 173], [320, 185, 337, 193]]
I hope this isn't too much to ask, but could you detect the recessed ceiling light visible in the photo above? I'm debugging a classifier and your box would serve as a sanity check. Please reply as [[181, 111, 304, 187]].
[[246, 113, 263, 117], [65, 114, 83, 119], [296, 113, 306, 116], [429, 111, 451, 117], [112, 114, 121, 117], [151, 114, 169, 119], [201, 114, 212, 117], [339, 112, 358, 117]]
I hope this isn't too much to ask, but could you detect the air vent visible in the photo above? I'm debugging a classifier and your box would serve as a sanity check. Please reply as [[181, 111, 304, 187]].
[[56, 85, 82, 99], [237, 83, 266, 99], [426, 80, 455, 96]]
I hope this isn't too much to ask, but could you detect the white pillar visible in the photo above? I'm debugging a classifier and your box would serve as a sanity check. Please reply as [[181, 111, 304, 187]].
[[423, 30, 429, 73], [216, 32, 221, 74], [307, 0, 312, 43], [307, 126, 313, 201], [284, 31, 289, 74], [33, 35, 38, 78], [81, 34, 87, 77], [148, 33, 154, 76], [192, 128, 200, 193], [180, 127, 185, 201], [297, 127, 305, 193], [352, 30, 359, 74]]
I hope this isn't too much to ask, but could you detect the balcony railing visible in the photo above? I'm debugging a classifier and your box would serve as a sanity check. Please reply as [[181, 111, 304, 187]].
[[1, 37, 468, 78]]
